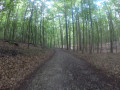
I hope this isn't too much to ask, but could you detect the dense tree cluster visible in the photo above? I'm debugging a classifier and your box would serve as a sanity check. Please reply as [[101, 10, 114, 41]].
[[0, 0, 120, 53]]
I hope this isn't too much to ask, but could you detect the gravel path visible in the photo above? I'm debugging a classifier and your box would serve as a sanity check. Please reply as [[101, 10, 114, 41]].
[[17, 49, 119, 90]]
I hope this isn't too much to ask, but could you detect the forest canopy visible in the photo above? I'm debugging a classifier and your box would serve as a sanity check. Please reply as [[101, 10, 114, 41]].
[[0, 0, 120, 53]]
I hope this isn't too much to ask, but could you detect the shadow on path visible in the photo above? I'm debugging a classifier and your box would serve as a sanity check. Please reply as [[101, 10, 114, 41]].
[[17, 49, 119, 90]]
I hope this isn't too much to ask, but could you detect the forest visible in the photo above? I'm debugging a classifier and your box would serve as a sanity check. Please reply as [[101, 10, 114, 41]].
[[0, 0, 120, 53], [0, 0, 120, 89]]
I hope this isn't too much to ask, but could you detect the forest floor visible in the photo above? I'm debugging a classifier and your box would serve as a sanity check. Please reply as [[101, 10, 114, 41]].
[[17, 49, 119, 90], [66, 50, 120, 84], [0, 40, 54, 90]]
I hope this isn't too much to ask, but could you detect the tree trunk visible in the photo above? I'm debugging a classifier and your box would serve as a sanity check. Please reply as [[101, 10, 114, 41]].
[[59, 16, 63, 48], [64, 0, 68, 50], [71, 1, 75, 51]]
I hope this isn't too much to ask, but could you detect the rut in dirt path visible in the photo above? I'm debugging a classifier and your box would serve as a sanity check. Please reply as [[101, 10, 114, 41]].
[[17, 49, 119, 90]]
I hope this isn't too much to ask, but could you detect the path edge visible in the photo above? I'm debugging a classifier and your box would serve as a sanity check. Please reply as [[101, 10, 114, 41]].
[[14, 49, 56, 90], [63, 49, 120, 89]]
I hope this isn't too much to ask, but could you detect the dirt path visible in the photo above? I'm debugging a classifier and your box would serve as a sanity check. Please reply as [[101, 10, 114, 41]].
[[17, 49, 119, 90]]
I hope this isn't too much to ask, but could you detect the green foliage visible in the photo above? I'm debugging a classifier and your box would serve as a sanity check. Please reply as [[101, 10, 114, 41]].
[[0, 0, 119, 52]]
